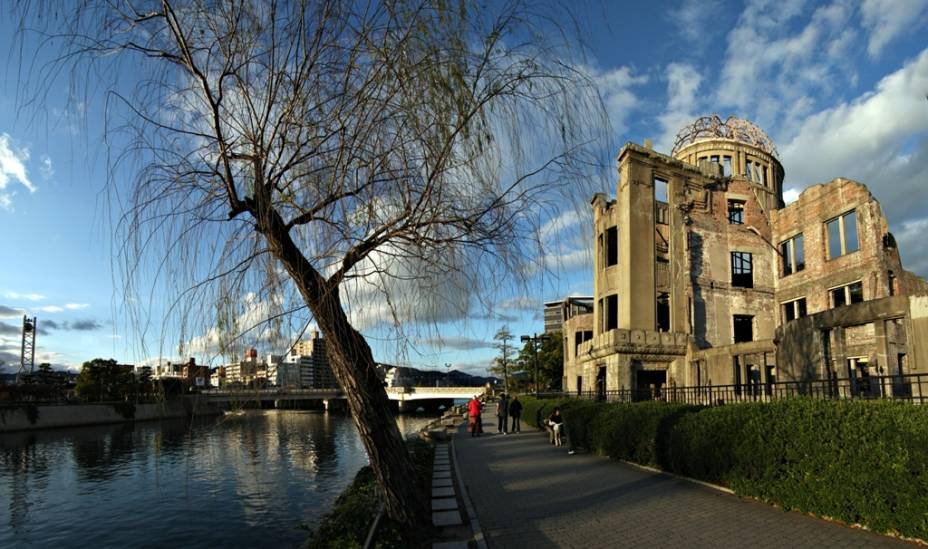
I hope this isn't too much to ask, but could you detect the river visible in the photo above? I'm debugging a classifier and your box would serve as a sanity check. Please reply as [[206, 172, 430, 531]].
[[0, 410, 436, 548]]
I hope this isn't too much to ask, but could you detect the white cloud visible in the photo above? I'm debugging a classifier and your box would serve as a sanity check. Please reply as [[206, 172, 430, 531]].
[[39, 154, 54, 180], [499, 296, 540, 311], [657, 63, 703, 151], [716, 0, 856, 130], [781, 48, 928, 277], [668, 0, 723, 48], [0, 133, 36, 210], [894, 217, 928, 277], [0, 305, 25, 318], [539, 210, 586, 241], [583, 65, 648, 137], [783, 188, 802, 204], [64, 303, 90, 310], [860, 0, 928, 58], [39, 306, 64, 313], [418, 336, 496, 351], [5, 292, 45, 301]]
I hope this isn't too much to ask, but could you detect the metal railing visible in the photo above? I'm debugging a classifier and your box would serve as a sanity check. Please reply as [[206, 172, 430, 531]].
[[537, 373, 928, 406]]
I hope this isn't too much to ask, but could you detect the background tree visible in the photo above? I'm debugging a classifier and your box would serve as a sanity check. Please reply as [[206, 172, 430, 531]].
[[513, 331, 562, 391], [491, 326, 515, 393], [138, 366, 153, 398], [14, 0, 605, 526], [75, 358, 137, 402]]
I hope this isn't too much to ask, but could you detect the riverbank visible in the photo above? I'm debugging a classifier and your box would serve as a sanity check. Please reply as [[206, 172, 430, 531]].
[[0, 397, 222, 432], [305, 405, 471, 547]]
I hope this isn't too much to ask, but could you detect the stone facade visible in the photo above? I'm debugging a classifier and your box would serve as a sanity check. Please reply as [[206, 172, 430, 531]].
[[561, 115, 928, 399]]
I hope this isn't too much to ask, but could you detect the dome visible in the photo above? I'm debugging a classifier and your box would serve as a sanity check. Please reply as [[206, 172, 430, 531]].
[[671, 115, 779, 159]]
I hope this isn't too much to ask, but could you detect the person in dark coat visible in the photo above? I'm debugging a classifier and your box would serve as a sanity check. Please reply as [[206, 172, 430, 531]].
[[509, 395, 523, 433], [496, 393, 509, 434]]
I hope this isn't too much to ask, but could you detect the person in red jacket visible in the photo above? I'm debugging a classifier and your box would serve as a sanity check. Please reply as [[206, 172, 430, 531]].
[[467, 396, 483, 437]]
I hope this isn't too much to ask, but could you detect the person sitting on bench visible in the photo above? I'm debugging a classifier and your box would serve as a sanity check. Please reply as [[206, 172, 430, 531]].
[[547, 407, 564, 446]]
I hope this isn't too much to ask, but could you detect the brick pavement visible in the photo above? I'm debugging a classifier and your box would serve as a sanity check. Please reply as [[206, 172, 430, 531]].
[[453, 417, 913, 549]]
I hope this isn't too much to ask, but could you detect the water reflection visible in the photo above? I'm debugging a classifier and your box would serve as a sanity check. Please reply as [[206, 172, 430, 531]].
[[0, 410, 436, 548]]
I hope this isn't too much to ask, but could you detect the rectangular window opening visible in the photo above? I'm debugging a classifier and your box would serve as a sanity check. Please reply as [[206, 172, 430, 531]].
[[782, 297, 807, 323], [731, 251, 753, 288], [656, 293, 670, 332], [831, 281, 864, 308], [654, 178, 668, 203], [728, 200, 745, 224], [780, 234, 805, 277], [723, 156, 732, 176], [827, 210, 860, 259], [606, 226, 618, 267], [606, 294, 618, 331], [733, 315, 754, 343]]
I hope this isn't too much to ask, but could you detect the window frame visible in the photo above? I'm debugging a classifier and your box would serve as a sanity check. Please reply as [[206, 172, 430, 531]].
[[731, 251, 754, 288], [604, 294, 618, 331], [605, 226, 618, 267], [733, 314, 754, 343], [781, 297, 807, 323], [727, 200, 745, 225], [829, 281, 864, 308], [826, 210, 860, 259], [779, 233, 805, 277]]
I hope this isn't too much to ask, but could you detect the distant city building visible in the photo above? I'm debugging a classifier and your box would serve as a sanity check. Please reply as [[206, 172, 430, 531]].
[[287, 330, 338, 389], [544, 296, 593, 334], [210, 366, 226, 388], [181, 357, 210, 388]]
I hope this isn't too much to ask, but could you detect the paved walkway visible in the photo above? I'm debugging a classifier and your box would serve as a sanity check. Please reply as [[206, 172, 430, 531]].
[[453, 417, 913, 549]]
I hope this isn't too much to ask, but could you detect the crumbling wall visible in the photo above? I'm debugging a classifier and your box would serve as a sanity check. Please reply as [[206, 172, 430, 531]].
[[773, 179, 900, 317]]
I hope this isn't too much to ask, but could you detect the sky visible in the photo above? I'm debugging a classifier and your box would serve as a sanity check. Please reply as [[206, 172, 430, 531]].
[[1, 0, 927, 375]]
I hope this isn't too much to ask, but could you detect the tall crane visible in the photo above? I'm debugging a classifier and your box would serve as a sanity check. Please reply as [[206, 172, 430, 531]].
[[16, 315, 37, 384]]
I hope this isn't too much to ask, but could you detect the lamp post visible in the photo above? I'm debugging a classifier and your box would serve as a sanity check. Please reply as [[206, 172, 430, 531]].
[[521, 333, 551, 394]]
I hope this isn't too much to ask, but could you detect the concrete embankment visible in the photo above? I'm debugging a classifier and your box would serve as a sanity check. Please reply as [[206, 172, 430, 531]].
[[0, 398, 221, 432]]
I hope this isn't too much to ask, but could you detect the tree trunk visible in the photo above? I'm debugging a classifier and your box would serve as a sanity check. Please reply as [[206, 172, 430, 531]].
[[256, 211, 429, 528]]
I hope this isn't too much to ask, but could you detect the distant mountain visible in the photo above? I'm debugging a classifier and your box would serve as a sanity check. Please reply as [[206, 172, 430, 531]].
[[387, 365, 498, 387]]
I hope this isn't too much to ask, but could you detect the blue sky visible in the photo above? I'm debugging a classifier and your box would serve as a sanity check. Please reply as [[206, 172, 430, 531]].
[[1, 0, 927, 375]]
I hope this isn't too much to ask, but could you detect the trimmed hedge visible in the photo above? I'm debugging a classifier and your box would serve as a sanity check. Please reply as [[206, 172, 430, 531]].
[[522, 397, 928, 541]]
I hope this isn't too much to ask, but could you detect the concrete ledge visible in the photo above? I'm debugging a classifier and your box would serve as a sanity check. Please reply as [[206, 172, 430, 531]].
[[0, 401, 216, 432], [432, 510, 463, 527]]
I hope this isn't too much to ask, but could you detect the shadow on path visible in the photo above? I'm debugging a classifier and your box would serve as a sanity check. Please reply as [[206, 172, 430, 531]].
[[454, 417, 913, 549]]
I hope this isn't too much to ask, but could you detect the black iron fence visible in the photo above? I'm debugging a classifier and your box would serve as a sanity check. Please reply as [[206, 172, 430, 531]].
[[537, 373, 928, 406]]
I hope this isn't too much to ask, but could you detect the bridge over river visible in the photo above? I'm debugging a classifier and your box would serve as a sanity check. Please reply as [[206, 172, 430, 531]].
[[201, 386, 485, 412]]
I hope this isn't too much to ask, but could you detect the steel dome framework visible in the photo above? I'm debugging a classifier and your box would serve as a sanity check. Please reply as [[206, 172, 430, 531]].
[[671, 115, 779, 159]]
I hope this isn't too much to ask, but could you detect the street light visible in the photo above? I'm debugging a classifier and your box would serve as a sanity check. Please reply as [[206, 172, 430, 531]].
[[444, 363, 451, 387], [521, 333, 551, 394]]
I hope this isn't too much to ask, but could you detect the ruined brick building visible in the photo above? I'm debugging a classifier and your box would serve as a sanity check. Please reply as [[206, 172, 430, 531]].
[[561, 115, 928, 399]]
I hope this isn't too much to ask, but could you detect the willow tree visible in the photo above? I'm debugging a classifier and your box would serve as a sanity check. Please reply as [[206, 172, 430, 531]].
[[14, 0, 604, 526]]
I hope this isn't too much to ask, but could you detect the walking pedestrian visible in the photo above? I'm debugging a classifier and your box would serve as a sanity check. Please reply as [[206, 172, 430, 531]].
[[509, 395, 522, 433], [467, 395, 483, 437], [496, 393, 509, 434]]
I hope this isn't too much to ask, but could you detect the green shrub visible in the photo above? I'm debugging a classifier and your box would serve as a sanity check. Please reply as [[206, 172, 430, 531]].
[[589, 402, 700, 467], [520, 397, 572, 430], [673, 399, 928, 540], [560, 401, 608, 450]]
